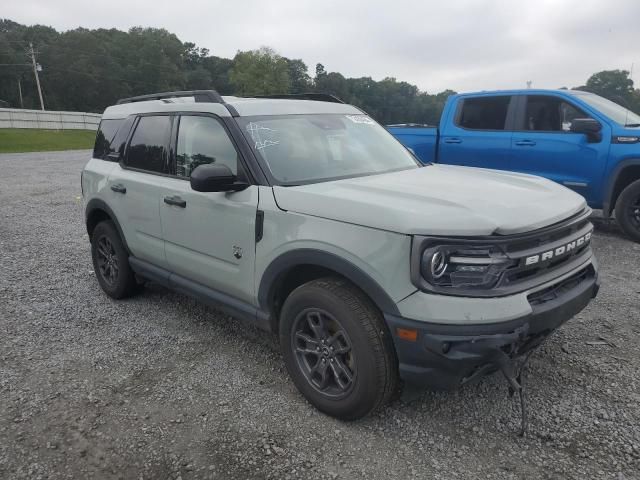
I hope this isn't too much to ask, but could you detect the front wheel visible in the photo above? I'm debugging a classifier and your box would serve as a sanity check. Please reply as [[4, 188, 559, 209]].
[[279, 277, 398, 420], [615, 179, 640, 243]]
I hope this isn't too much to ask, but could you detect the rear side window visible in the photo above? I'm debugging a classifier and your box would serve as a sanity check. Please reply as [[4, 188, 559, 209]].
[[93, 119, 121, 159], [176, 115, 238, 178], [125, 116, 172, 173], [457, 96, 511, 130]]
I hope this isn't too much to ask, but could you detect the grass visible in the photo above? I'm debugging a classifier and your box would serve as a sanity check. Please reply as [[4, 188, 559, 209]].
[[0, 128, 96, 153]]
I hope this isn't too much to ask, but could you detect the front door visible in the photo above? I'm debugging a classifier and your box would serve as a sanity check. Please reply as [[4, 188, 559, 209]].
[[159, 114, 258, 303], [510, 94, 609, 205]]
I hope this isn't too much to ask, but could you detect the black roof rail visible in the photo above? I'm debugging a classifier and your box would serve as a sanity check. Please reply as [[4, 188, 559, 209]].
[[116, 90, 224, 105], [248, 93, 345, 104]]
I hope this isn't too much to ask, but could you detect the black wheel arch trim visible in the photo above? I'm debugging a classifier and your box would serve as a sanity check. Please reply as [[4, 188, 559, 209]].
[[85, 198, 130, 253], [603, 158, 640, 216], [258, 249, 401, 318]]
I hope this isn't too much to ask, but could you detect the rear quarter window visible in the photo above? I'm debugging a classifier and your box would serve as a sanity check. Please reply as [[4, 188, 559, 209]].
[[93, 116, 135, 161]]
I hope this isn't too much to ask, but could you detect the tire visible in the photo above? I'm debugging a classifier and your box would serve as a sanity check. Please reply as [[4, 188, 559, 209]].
[[615, 179, 640, 243], [279, 277, 399, 420], [91, 220, 138, 299]]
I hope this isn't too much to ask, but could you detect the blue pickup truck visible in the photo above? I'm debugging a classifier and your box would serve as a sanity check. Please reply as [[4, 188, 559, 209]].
[[388, 89, 640, 242]]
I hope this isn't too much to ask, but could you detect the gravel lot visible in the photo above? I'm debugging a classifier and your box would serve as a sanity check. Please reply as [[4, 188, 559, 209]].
[[1, 150, 639, 480]]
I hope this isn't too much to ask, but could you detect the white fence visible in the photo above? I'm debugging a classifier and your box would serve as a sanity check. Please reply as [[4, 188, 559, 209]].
[[0, 108, 101, 131]]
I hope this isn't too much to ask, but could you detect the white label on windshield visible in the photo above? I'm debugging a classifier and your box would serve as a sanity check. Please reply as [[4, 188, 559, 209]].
[[345, 114, 375, 125]]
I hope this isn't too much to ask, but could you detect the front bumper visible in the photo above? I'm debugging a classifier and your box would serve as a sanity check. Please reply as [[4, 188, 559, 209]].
[[385, 263, 599, 389]]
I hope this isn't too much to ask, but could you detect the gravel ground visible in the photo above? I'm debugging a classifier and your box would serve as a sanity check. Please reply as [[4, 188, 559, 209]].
[[0, 150, 639, 480]]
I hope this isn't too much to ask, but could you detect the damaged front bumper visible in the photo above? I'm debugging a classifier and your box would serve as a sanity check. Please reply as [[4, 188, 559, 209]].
[[385, 263, 599, 390]]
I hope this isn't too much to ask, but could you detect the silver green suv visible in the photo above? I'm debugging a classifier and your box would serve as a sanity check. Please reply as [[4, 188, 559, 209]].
[[82, 90, 599, 421]]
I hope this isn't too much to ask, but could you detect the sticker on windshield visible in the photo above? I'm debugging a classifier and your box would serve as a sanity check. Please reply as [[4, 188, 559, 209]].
[[345, 114, 375, 125]]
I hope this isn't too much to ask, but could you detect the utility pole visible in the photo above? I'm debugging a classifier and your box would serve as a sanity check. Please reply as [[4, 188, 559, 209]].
[[28, 42, 45, 111], [17, 78, 24, 108]]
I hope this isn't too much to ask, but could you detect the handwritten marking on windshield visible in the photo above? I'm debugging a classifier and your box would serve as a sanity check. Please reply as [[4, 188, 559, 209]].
[[255, 140, 280, 150]]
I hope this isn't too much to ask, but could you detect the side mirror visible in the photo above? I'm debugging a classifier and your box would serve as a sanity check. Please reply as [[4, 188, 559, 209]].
[[190, 164, 248, 192], [570, 118, 602, 142]]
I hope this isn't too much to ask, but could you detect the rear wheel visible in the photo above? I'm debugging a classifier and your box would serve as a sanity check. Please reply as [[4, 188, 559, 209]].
[[279, 277, 398, 420], [91, 221, 138, 299], [615, 179, 640, 243]]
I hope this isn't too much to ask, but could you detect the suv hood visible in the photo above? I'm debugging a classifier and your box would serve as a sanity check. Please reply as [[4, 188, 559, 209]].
[[272, 165, 587, 236]]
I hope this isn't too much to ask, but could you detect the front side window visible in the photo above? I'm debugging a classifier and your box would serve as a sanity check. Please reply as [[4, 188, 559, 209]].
[[126, 116, 172, 173], [457, 96, 511, 130], [176, 116, 238, 178], [524, 96, 587, 132], [237, 114, 418, 184]]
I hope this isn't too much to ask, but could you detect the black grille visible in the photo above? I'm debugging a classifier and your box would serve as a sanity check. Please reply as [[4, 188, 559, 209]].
[[527, 265, 593, 305]]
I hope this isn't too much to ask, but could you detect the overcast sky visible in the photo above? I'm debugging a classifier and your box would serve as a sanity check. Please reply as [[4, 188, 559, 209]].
[[4, 0, 639, 93]]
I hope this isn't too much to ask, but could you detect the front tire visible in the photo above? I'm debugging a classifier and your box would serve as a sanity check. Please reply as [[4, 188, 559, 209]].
[[91, 220, 138, 299], [615, 179, 640, 243], [279, 277, 398, 420]]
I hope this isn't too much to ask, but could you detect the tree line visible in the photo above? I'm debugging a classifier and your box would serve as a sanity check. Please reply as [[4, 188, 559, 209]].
[[1, 19, 639, 125]]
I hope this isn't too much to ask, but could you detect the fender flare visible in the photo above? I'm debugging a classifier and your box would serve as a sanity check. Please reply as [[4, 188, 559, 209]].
[[603, 158, 640, 216], [257, 248, 401, 317], [85, 198, 130, 253]]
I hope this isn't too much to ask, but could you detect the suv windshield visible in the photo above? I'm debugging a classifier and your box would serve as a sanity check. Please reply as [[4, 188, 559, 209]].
[[238, 114, 418, 184], [572, 92, 640, 127]]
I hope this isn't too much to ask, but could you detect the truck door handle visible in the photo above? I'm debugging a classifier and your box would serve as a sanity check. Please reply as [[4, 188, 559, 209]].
[[515, 140, 537, 146], [443, 137, 462, 144], [110, 183, 126, 194], [163, 195, 186, 208]]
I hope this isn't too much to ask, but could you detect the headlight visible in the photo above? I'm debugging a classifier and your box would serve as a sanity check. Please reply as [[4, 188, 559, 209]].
[[420, 244, 515, 290]]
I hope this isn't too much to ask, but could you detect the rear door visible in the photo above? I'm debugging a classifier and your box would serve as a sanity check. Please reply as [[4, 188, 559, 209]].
[[510, 94, 609, 204], [107, 114, 173, 269], [159, 114, 259, 304], [438, 94, 516, 170]]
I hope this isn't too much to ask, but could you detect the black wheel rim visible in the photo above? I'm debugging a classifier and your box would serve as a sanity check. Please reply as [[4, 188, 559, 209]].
[[96, 235, 119, 287], [291, 308, 356, 398], [628, 194, 640, 229]]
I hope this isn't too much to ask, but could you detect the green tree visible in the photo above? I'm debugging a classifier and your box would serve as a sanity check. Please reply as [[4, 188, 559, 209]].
[[229, 47, 290, 96], [576, 69, 635, 108]]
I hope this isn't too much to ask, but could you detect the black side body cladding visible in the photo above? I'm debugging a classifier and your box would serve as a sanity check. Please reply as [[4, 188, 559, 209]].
[[128, 257, 272, 331], [602, 158, 640, 216], [85, 198, 130, 253], [258, 249, 401, 316]]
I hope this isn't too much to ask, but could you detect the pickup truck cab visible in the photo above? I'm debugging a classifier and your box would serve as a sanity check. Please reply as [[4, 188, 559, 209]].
[[389, 89, 640, 242]]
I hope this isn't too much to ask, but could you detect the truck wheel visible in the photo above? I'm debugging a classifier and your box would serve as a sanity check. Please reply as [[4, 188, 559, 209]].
[[615, 179, 640, 243], [91, 220, 138, 299], [279, 277, 398, 420]]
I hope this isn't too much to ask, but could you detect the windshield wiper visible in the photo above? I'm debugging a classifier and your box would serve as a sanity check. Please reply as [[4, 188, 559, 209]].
[[625, 123, 640, 127]]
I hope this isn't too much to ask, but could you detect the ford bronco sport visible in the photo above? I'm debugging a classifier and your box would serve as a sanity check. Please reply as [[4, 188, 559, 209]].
[[82, 90, 599, 423]]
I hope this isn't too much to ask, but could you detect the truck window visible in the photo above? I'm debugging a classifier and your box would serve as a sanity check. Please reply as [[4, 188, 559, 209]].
[[524, 96, 587, 132], [125, 115, 172, 173], [457, 96, 511, 130], [175, 115, 238, 178]]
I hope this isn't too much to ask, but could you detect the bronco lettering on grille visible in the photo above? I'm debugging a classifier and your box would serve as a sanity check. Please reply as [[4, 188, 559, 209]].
[[524, 232, 591, 266]]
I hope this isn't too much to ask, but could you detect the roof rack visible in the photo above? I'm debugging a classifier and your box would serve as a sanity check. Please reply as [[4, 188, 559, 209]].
[[249, 93, 345, 104], [116, 90, 224, 105]]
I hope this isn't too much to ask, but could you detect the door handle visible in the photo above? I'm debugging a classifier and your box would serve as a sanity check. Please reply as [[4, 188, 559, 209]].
[[515, 140, 537, 146], [163, 195, 186, 208], [443, 137, 462, 144], [110, 183, 126, 194]]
